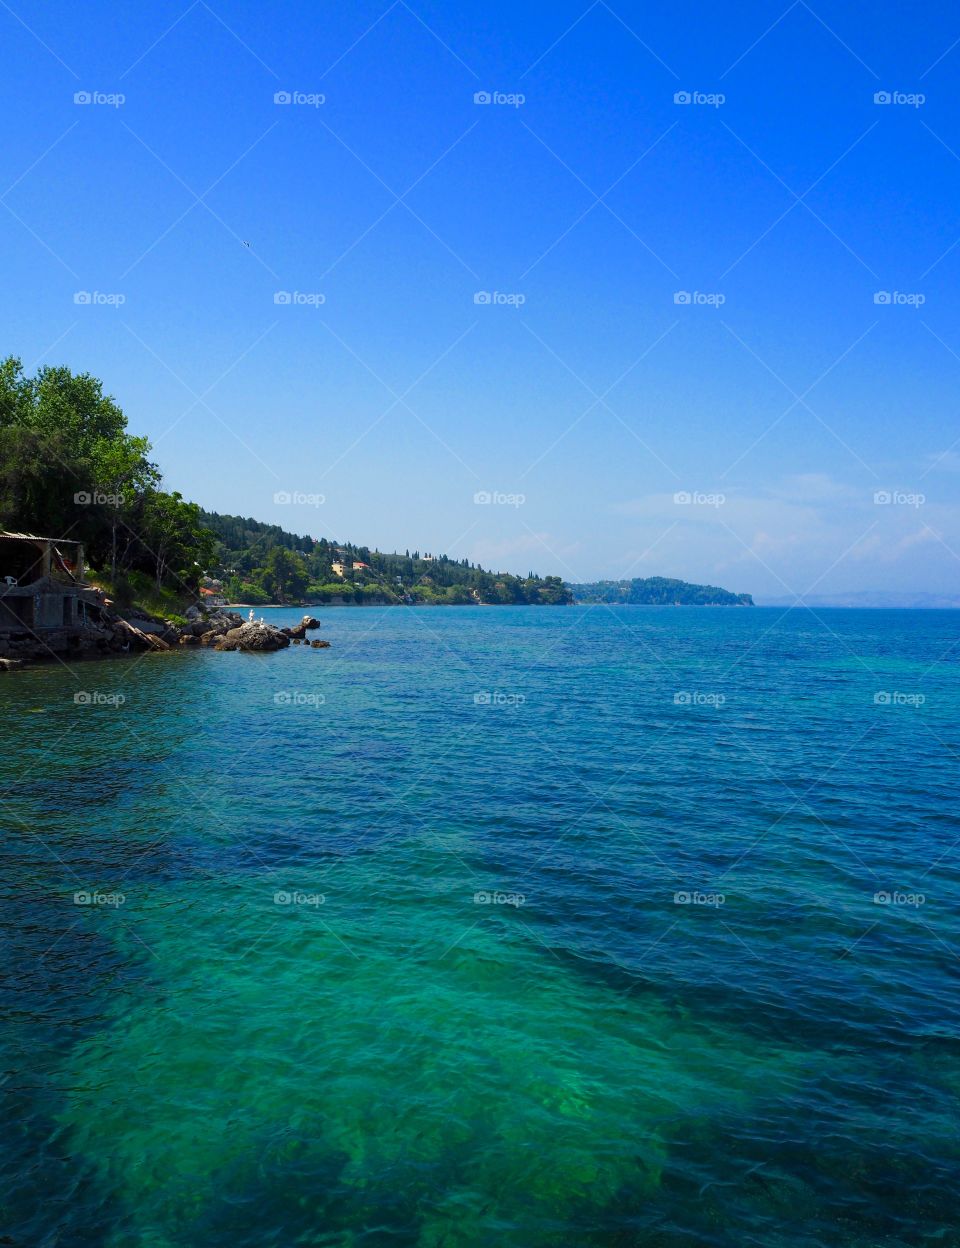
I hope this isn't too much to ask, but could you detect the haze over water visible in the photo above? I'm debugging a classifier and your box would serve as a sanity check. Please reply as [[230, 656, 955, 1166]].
[[3, 605, 959, 1246]]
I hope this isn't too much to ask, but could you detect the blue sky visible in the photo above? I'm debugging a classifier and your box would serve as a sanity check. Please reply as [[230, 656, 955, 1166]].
[[3, 0, 960, 598]]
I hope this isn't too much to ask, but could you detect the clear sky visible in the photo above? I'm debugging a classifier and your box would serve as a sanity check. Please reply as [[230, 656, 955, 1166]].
[[3, 0, 959, 599]]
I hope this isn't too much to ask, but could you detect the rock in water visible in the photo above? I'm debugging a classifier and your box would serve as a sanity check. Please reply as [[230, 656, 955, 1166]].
[[214, 622, 291, 652], [282, 615, 322, 640]]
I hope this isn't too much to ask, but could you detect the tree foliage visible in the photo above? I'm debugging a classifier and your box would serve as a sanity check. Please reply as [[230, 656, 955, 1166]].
[[570, 577, 753, 606], [0, 356, 213, 594]]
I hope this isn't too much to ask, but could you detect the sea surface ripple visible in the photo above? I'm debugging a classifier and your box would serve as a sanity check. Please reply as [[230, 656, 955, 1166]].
[[2, 606, 959, 1246]]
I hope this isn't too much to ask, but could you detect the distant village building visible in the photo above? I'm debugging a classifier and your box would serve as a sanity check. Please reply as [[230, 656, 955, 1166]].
[[199, 576, 226, 607], [332, 559, 370, 578]]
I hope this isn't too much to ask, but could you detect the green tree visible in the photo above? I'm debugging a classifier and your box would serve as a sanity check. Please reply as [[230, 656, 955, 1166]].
[[262, 546, 309, 603], [139, 490, 215, 591], [90, 434, 157, 581]]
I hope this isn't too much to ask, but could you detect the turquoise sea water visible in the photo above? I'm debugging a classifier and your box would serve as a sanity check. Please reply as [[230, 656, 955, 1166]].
[[2, 605, 959, 1247]]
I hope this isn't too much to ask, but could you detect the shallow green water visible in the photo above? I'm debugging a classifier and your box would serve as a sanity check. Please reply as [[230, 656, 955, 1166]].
[[2, 606, 959, 1245]]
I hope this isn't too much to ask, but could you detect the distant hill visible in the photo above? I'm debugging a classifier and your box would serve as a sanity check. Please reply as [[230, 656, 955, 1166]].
[[569, 577, 753, 606]]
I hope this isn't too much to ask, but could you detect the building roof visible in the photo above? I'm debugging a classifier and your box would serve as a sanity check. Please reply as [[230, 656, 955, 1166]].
[[0, 531, 84, 546]]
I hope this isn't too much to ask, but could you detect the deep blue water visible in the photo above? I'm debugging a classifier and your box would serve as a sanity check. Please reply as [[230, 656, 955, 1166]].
[[2, 605, 959, 1246]]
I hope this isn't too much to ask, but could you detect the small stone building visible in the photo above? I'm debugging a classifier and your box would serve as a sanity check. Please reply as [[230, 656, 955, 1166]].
[[0, 532, 97, 634]]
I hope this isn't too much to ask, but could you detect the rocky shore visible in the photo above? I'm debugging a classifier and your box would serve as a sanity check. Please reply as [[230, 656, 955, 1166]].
[[0, 599, 330, 671]]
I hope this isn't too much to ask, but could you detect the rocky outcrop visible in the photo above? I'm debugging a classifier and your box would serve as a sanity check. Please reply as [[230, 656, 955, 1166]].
[[113, 618, 171, 651], [214, 621, 291, 652], [0, 597, 332, 668], [193, 608, 242, 639], [281, 615, 323, 640]]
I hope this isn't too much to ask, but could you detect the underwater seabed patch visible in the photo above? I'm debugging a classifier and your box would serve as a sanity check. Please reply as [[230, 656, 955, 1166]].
[[53, 865, 846, 1248]]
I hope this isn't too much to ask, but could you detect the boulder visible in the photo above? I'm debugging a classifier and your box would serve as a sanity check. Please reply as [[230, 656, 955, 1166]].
[[283, 614, 323, 640], [192, 610, 241, 640], [112, 618, 170, 651], [185, 604, 202, 621], [209, 610, 243, 631], [180, 634, 200, 646], [125, 616, 166, 636], [310, 639, 331, 648], [214, 622, 291, 652]]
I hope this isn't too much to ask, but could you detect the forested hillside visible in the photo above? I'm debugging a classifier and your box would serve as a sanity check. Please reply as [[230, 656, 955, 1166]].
[[201, 511, 571, 606], [570, 577, 753, 606]]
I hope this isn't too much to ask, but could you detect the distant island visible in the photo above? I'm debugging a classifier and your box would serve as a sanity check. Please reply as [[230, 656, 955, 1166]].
[[569, 577, 754, 606]]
